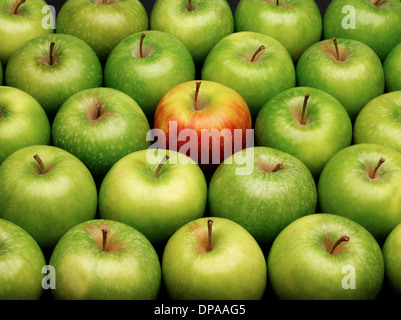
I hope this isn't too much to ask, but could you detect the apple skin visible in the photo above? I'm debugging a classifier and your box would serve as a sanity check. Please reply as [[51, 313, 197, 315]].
[[255, 86, 353, 177], [323, 0, 401, 61], [104, 30, 195, 119], [0, 218, 46, 300], [5, 33, 103, 119], [354, 91, 401, 154], [52, 87, 151, 179], [382, 222, 401, 297], [150, 0, 234, 64], [153, 80, 252, 170], [234, 0, 322, 62], [0, 0, 54, 66], [267, 213, 384, 300], [49, 219, 161, 300], [0, 86, 51, 164], [162, 217, 267, 300], [208, 146, 317, 244], [296, 37, 385, 121], [318, 143, 401, 243], [56, 0, 149, 62], [201, 31, 296, 117], [99, 149, 207, 244], [383, 42, 401, 92], [0, 145, 98, 250]]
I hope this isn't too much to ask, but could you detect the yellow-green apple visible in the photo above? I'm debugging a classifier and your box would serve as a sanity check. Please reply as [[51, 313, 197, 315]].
[[255, 87, 352, 176], [0, 86, 51, 164], [99, 149, 207, 244], [201, 31, 296, 117], [383, 42, 401, 92], [296, 37, 384, 121], [0, 145, 98, 250], [267, 214, 384, 300], [49, 219, 161, 300], [234, 0, 322, 62], [162, 217, 267, 300], [382, 222, 401, 297], [104, 30, 195, 119], [318, 143, 401, 243]]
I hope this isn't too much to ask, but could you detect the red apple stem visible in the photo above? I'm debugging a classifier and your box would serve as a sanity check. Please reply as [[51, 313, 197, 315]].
[[101, 228, 108, 251], [194, 81, 202, 111], [300, 93, 310, 125], [153, 155, 170, 178], [12, 0, 26, 14], [329, 235, 349, 254], [139, 33, 146, 58], [33, 154, 46, 175], [207, 219, 213, 252], [49, 42, 55, 66], [187, 0, 194, 11], [332, 37, 340, 61], [251, 45, 265, 62], [370, 157, 385, 179]]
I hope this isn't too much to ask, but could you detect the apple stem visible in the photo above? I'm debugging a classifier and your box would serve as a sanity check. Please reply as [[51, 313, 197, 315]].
[[372, 0, 381, 6], [102, 0, 107, 4], [95, 103, 102, 119], [207, 219, 213, 252], [332, 37, 340, 61], [139, 33, 146, 58], [370, 157, 385, 179], [194, 81, 202, 111], [251, 45, 265, 62], [276, 0, 279, 5], [270, 163, 283, 172], [12, 0, 26, 14], [329, 235, 349, 254], [49, 42, 55, 66], [33, 154, 46, 175], [300, 93, 310, 125], [153, 155, 170, 178], [101, 228, 107, 251], [187, 0, 194, 11]]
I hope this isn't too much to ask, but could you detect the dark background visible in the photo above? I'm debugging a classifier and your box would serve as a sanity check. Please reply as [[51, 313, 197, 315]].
[[47, 0, 332, 17]]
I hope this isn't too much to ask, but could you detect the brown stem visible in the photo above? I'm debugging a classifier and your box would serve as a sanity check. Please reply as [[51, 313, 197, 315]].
[[372, 0, 381, 6], [300, 93, 310, 125], [49, 42, 55, 66], [194, 81, 202, 110], [33, 154, 46, 175], [187, 0, 194, 11], [370, 157, 385, 179], [332, 37, 340, 61], [12, 0, 25, 14], [102, 0, 107, 4], [102, 228, 107, 251], [251, 45, 265, 62], [270, 163, 283, 172], [329, 235, 349, 254], [139, 33, 146, 58], [153, 155, 170, 178], [207, 219, 213, 252], [276, 0, 279, 5], [95, 103, 102, 119]]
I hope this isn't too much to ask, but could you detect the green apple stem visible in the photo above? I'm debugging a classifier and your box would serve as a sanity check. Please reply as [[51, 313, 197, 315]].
[[95, 103, 102, 119], [139, 33, 146, 58], [33, 154, 46, 175], [49, 42, 55, 66], [187, 0, 194, 11], [102, 228, 108, 251], [276, 0, 279, 5], [329, 235, 349, 254], [102, 0, 107, 5], [251, 45, 265, 62], [207, 219, 213, 252], [271, 163, 283, 172], [370, 157, 385, 179], [300, 93, 310, 125], [194, 81, 202, 110], [332, 37, 340, 61], [153, 155, 170, 178], [372, 0, 382, 6], [12, 0, 26, 14]]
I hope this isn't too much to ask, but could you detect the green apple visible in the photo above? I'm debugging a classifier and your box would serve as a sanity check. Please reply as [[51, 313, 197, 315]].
[[208, 146, 317, 244], [104, 30, 195, 119], [49, 219, 161, 300], [0, 218, 46, 300], [150, 0, 234, 64], [267, 213, 384, 300], [162, 217, 267, 300], [296, 37, 385, 121], [0, 86, 51, 164], [234, 0, 322, 62], [318, 143, 401, 243], [323, 0, 401, 61], [382, 222, 401, 297], [354, 91, 401, 154], [56, 0, 149, 62], [99, 149, 207, 244], [255, 87, 352, 176], [0, 145, 98, 249], [0, 0, 54, 66], [5, 33, 103, 119], [383, 42, 401, 92], [52, 87, 151, 179], [201, 31, 296, 117]]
